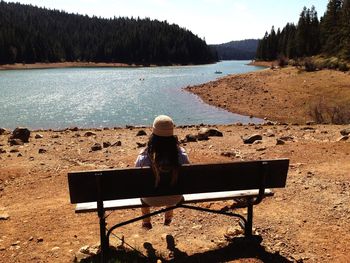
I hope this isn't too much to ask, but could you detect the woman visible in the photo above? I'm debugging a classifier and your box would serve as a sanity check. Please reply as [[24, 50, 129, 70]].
[[135, 115, 190, 229]]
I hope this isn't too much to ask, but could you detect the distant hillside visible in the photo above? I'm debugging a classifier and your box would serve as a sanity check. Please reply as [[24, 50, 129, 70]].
[[210, 39, 259, 60], [0, 1, 216, 65]]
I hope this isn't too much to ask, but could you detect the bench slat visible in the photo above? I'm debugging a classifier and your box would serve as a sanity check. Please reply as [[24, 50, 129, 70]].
[[75, 189, 274, 213], [68, 159, 289, 204]]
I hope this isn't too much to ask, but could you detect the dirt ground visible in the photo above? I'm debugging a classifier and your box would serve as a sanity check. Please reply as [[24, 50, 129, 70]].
[[1, 66, 350, 263], [186, 66, 350, 124]]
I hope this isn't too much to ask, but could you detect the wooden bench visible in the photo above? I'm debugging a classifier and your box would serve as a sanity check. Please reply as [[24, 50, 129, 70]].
[[68, 159, 289, 261]]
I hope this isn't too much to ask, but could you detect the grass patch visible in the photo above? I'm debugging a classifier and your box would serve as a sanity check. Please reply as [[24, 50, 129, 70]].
[[309, 99, 350, 124]]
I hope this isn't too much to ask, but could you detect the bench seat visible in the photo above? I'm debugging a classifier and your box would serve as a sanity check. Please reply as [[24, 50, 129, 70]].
[[75, 189, 273, 213]]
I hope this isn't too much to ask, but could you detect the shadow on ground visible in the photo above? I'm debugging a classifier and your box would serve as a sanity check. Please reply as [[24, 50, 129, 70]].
[[80, 235, 291, 263]]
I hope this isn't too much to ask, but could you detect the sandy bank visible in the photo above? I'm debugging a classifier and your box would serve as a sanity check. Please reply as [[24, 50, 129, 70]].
[[186, 66, 350, 124]]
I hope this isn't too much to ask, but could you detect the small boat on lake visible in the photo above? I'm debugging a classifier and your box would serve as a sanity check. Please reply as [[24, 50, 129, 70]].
[[215, 71, 222, 74]]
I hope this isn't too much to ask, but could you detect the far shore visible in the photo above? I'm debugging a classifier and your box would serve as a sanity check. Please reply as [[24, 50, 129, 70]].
[[0, 61, 142, 70], [248, 60, 277, 67], [0, 61, 213, 70]]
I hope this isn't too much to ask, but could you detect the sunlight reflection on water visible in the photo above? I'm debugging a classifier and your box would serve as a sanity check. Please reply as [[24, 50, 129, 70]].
[[0, 61, 264, 129]]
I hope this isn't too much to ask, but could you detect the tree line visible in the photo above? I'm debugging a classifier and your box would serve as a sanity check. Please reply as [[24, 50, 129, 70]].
[[210, 39, 259, 60], [256, 0, 350, 61], [0, 1, 216, 65]]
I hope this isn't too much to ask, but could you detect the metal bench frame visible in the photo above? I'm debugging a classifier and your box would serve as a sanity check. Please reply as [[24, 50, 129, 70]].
[[68, 159, 289, 262]]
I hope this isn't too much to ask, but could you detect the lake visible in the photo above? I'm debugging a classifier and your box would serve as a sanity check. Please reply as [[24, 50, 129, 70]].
[[0, 61, 264, 130]]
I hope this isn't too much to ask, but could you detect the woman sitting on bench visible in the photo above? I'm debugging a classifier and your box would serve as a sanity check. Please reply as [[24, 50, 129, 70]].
[[135, 115, 190, 229]]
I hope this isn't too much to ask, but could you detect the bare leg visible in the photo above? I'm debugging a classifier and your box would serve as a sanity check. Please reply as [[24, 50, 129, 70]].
[[164, 207, 173, 225], [141, 207, 152, 229]]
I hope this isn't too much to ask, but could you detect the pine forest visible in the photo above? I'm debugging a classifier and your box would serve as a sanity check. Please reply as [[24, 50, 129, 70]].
[[0, 1, 216, 65], [256, 0, 350, 62]]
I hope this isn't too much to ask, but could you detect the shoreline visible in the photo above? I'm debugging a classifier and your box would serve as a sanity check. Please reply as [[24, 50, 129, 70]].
[[0, 61, 141, 70], [2, 61, 349, 126], [248, 60, 277, 67], [0, 61, 214, 70], [186, 66, 350, 124]]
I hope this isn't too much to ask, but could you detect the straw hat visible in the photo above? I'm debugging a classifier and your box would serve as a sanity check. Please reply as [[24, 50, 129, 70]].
[[152, 115, 174, 137]]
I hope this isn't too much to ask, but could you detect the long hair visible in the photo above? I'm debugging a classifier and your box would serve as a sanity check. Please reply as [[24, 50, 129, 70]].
[[147, 134, 180, 187]]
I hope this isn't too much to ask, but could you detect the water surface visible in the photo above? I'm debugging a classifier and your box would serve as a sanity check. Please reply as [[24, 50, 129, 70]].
[[0, 61, 264, 129]]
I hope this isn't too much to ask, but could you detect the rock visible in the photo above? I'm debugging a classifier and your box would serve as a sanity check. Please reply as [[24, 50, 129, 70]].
[[79, 245, 90, 254], [340, 128, 350, 136], [79, 244, 100, 255], [37, 237, 44, 243], [136, 130, 147, 136], [197, 131, 209, 141], [279, 135, 294, 141], [11, 127, 30, 142], [256, 147, 267, 151], [221, 151, 236, 158], [51, 134, 60, 139], [74, 251, 90, 262], [91, 143, 102, 151], [103, 142, 111, 148], [337, 136, 349, 142], [300, 126, 315, 131], [69, 127, 79, 131], [305, 120, 316, 125], [9, 148, 19, 153], [84, 131, 96, 137], [199, 128, 223, 137], [8, 139, 24, 146], [11, 240, 20, 246], [0, 213, 10, 220], [51, 246, 60, 252], [185, 134, 197, 142], [224, 226, 244, 240], [111, 141, 122, 147], [35, 134, 44, 139], [136, 142, 146, 148], [38, 148, 47, 154], [0, 148, 6, 154], [265, 130, 275, 137], [0, 128, 8, 135], [242, 134, 262, 144], [265, 121, 276, 125], [276, 139, 285, 145]]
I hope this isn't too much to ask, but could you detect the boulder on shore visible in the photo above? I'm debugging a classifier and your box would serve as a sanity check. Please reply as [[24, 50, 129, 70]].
[[242, 134, 262, 144], [340, 128, 350, 136], [199, 128, 223, 137], [10, 127, 30, 143]]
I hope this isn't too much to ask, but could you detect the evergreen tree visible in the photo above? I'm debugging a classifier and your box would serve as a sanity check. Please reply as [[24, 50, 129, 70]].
[[340, 0, 350, 59], [320, 0, 343, 55], [0, 1, 216, 64]]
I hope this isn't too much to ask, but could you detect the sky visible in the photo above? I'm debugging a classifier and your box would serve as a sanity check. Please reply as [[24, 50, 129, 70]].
[[5, 0, 329, 44]]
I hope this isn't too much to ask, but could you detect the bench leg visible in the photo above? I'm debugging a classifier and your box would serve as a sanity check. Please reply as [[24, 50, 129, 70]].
[[245, 202, 253, 237], [99, 215, 109, 262], [97, 198, 109, 262]]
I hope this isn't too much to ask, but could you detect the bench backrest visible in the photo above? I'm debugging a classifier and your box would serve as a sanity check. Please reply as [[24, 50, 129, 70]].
[[68, 159, 289, 204]]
